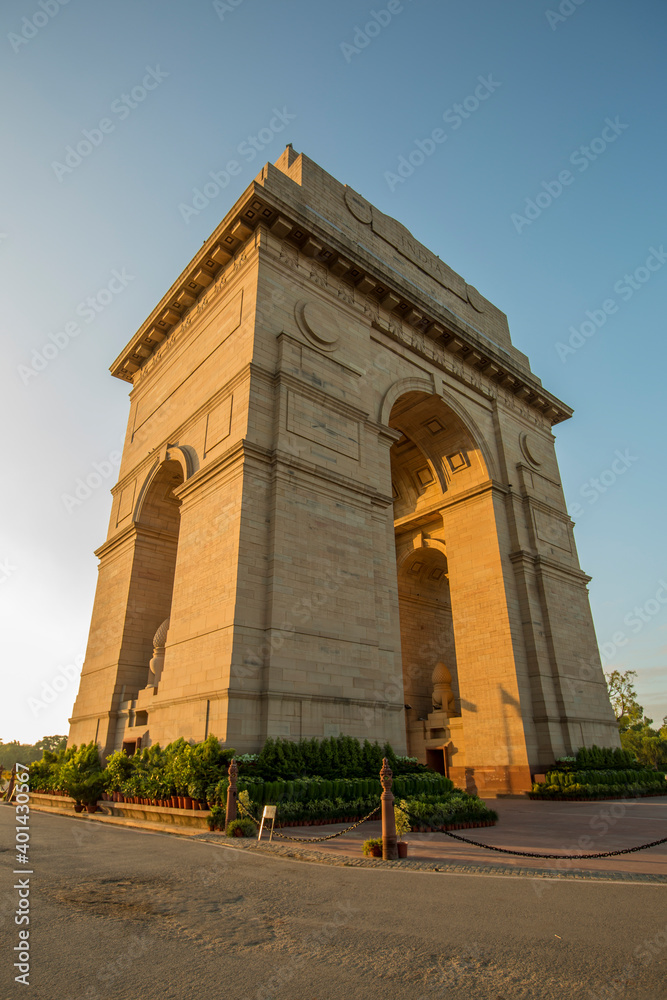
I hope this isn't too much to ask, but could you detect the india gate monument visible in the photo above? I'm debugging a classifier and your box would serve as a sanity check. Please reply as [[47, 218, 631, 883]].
[[68, 146, 619, 794]]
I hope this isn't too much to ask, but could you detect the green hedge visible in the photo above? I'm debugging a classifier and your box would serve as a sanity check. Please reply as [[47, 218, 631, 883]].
[[531, 781, 665, 800], [246, 734, 430, 780], [570, 746, 640, 771], [232, 790, 494, 827], [401, 794, 497, 828], [544, 768, 664, 788], [232, 772, 453, 806]]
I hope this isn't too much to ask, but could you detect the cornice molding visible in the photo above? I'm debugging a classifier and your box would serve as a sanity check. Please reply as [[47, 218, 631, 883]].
[[111, 176, 572, 427]]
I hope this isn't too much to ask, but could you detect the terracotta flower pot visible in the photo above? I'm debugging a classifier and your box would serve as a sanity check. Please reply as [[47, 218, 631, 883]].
[[183, 796, 193, 809], [370, 845, 382, 857], [86, 802, 98, 814], [397, 842, 408, 859], [74, 803, 85, 813]]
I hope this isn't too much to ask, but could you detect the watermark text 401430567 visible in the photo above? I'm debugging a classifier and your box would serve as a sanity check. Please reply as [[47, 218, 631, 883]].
[[13, 765, 31, 987]]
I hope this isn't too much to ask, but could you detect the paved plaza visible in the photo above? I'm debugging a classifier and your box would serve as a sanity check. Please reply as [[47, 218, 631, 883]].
[[3, 806, 667, 999], [259, 795, 667, 880]]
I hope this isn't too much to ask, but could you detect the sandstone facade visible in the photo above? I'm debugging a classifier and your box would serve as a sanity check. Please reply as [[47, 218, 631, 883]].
[[68, 147, 619, 794]]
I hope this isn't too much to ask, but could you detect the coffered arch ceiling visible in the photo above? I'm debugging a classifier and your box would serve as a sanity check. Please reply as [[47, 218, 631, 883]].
[[388, 391, 491, 523]]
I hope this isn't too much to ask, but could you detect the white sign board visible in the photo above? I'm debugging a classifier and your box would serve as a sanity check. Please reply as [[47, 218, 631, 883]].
[[258, 804, 277, 841]]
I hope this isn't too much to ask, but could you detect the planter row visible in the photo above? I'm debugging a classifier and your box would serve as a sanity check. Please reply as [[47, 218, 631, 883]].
[[410, 819, 496, 832], [103, 792, 209, 810], [528, 789, 667, 801], [253, 817, 496, 830]]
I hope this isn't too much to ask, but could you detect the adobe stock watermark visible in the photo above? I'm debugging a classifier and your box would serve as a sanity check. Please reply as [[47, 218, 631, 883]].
[[8, 0, 72, 54], [61, 450, 121, 514], [587, 922, 667, 1000], [256, 901, 357, 998], [0, 558, 17, 584], [17, 268, 135, 385], [546, 0, 587, 31], [556, 245, 667, 362], [530, 796, 637, 900], [340, 0, 412, 63], [568, 448, 638, 518], [511, 117, 629, 234], [384, 75, 501, 192], [51, 66, 168, 181], [178, 106, 296, 223], [597, 580, 667, 666], [213, 0, 246, 20], [28, 654, 84, 716]]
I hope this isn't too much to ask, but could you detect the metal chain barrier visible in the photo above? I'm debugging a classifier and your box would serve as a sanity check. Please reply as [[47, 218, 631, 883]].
[[441, 829, 667, 859], [237, 798, 381, 843], [238, 798, 667, 857]]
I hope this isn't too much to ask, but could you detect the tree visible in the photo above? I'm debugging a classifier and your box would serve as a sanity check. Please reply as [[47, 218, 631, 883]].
[[35, 735, 67, 754], [605, 670, 644, 729], [604, 669, 667, 770]]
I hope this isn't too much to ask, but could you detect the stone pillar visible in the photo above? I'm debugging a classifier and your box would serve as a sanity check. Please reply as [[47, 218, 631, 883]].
[[380, 758, 398, 860], [441, 485, 533, 794], [225, 758, 238, 830]]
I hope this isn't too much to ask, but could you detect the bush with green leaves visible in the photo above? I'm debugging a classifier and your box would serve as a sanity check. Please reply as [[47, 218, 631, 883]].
[[29, 746, 74, 793], [226, 817, 257, 838], [572, 746, 641, 771], [401, 793, 497, 828], [545, 767, 663, 788], [362, 837, 383, 856], [531, 778, 665, 800], [232, 771, 451, 808], [394, 801, 411, 839], [58, 742, 107, 806], [248, 735, 429, 780], [208, 805, 226, 831]]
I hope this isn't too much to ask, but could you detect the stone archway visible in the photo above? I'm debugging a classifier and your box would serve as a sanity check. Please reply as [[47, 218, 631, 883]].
[[111, 458, 185, 749], [388, 389, 532, 793]]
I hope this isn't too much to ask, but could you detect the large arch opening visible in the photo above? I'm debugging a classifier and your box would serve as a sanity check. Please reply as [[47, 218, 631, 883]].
[[388, 390, 490, 772], [113, 459, 184, 748], [132, 458, 184, 670]]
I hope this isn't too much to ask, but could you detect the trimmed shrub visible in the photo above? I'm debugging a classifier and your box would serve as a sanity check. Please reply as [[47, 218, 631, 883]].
[[226, 818, 257, 838]]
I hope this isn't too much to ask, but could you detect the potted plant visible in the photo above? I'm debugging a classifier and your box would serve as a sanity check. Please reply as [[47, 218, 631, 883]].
[[226, 817, 256, 838], [362, 837, 383, 858], [395, 801, 411, 858], [59, 742, 107, 814]]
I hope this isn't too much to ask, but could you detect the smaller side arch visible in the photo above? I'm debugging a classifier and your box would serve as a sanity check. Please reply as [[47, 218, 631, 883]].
[[132, 459, 161, 524], [396, 536, 448, 576], [165, 443, 199, 479], [379, 375, 436, 427], [132, 445, 199, 524]]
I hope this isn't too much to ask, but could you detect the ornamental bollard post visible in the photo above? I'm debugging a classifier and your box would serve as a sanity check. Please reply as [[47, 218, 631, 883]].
[[380, 757, 398, 860], [225, 758, 238, 831]]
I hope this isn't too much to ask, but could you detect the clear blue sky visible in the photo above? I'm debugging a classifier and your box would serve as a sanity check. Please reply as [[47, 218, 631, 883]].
[[2, 0, 665, 742]]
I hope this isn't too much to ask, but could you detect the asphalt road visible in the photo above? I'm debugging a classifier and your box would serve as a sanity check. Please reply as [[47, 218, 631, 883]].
[[1, 808, 666, 1000]]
